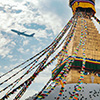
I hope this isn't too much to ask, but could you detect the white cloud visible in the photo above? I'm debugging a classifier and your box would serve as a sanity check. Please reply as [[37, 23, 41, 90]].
[[0, 0, 70, 62], [95, 0, 100, 9], [17, 47, 24, 53], [11, 41, 16, 46], [4, 66, 8, 70], [0, 45, 10, 58], [26, 49, 29, 52], [0, 0, 64, 39], [23, 40, 29, 46], [0, 66, 1, 69], [0, 37, 9, 48], [18, 47, 30, 53], [7, 55, 13, 58], [10, 58, 17, 61], [0, 33, 11, 58]]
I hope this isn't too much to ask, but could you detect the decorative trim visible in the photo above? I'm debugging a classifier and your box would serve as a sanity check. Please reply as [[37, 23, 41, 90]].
[[71, 1, 96, 14]]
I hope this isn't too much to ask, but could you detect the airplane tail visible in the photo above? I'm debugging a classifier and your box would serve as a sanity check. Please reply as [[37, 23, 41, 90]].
[[30, 33, 35, 37]]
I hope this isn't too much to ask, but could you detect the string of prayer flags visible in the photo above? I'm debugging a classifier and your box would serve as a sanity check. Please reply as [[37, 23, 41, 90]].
[[69, 17, 87, 100], [56, 86, 65, 100], [33, 14, 80, 100], [1, 14, 77, 100], [1, 12, 82, 100], [93, 16, 100, 24], [0, 40, 54, 79], [1, 16, 74, 98], [34, 79, 52, 100], [36, 83, 58, 99], [52, 16, 78, 81], [0, 15, 75, 99]]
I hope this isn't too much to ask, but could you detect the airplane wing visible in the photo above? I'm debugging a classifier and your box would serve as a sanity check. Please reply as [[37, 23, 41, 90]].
[[22, 33, 35, 37]]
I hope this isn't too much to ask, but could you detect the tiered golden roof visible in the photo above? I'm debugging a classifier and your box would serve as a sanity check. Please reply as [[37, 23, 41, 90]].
[[69, 0, 96, 15]]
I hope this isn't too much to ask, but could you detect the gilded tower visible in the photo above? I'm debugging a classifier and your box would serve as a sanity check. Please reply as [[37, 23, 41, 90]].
[[65, 0, 100, 83]]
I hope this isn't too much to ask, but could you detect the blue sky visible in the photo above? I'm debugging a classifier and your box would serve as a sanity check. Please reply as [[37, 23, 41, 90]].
[[0, 0, 100, 99]]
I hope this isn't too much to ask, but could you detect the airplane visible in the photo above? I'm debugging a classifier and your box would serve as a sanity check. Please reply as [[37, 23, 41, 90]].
[[11, 29, 35, 37]]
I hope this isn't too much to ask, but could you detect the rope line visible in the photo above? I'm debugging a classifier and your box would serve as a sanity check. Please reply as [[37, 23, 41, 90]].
[[34, 12, 81, 100], [93, 15, 100, 24], [69, 14, 87, 100], [1, 16, 75, 100], [13, 16, 74, 100]]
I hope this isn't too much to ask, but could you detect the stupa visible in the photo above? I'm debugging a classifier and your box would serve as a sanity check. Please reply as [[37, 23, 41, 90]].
[[43, 0, 100, 100], [64, 0, 100, 84], [52, 0, 100, 85]]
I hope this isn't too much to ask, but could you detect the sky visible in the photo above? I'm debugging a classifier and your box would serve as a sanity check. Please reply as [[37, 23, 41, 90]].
[[0, 0, 100, 100]]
